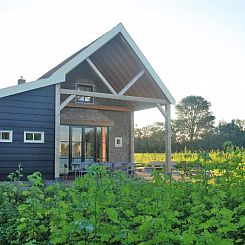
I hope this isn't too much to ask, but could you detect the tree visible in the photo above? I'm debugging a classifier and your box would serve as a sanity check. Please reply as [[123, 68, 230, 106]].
[[217, 119, 245, 147], [174, 96, 215, 143], [134, 122, 165, 153]]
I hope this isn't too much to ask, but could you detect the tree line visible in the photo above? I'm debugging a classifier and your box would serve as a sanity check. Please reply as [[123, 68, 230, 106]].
[[135, 96, 245, 152]]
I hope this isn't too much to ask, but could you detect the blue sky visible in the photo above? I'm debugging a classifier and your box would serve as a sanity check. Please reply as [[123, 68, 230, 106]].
[[0, 0, 244, 127]]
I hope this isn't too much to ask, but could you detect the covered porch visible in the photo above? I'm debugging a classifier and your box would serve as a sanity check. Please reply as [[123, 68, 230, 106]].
[[44, 24, 175, 179], [56, 82, 173, 179]]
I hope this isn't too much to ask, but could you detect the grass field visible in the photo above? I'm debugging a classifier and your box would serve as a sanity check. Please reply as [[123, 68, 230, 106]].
[[135, 149, 245, 165]]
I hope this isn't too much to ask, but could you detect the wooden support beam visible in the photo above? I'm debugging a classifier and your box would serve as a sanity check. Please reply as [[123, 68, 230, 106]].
[[130, 111, 134, 162], [119, 70, 144, 95], [165, 104, 172, 174], [86, 58, 117, 94], [66, 103, 131, 112], [60, 95, 76, 111], [60, 88, 168, 105], [54, 84, 60, 180], [156, 103, 167, 118]]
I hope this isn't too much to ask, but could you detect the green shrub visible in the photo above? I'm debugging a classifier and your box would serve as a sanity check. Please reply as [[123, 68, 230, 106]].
[[0, 151, 244, 244]]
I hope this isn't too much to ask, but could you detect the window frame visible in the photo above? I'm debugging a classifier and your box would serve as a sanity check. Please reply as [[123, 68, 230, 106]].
[[0, 130, 13, 143], [75, 83, 94, 104], [115, 137, 123, 147], [24, 131, 45, 143]]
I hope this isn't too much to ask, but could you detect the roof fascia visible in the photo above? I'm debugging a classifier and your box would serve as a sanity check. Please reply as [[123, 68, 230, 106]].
[[0, 78, 58, 99], [0, 23, 175, 104], [118, 24, 176, 104], [49, 23, 124, 81], [0, 24, 123, 99]]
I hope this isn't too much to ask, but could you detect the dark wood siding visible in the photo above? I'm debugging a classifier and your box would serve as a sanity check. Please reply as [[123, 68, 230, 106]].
[[0, 85, 55, 180]]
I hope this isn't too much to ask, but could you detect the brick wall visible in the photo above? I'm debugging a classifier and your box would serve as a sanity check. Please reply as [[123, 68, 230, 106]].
[[61, 108, 132, 162], [60, 60, 133, 162]]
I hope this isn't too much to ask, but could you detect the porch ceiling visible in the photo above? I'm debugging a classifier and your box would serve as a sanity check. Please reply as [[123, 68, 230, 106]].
[[88, 33, 168, 111]]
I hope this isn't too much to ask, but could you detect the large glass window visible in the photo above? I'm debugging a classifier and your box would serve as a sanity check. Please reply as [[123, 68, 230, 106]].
[[59, 125, 69, 173], [59, 126, 109, 172], [72, 127, 82, 163]]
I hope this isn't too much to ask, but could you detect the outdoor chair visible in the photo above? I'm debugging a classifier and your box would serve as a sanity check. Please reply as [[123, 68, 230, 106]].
[[60, 163, 70, 180], [78, 161, 91, 176], [134, 163, 145, 173], [150, 161, 164, 171], [102, 162, 113, 174], [127, 162, 136, 176], [113, 162, 123, 171], [150, 161, 177, 174]]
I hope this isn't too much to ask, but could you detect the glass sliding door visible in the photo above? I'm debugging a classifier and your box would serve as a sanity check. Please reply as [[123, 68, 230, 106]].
[[84, 127, 95, 163], [71, 127, 83, 164], [59, 125, 109, 173], [59, 125, 69, 174]]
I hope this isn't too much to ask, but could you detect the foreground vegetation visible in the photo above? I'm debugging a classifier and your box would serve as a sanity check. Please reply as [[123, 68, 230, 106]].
[[0, 149, 245, 244]]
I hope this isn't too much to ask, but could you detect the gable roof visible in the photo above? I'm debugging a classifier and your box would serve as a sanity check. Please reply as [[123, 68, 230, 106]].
[[0, 23, 175, 104]]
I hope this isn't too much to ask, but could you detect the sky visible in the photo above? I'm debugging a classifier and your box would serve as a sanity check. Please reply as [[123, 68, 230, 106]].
[[0, 0, 244, 127]]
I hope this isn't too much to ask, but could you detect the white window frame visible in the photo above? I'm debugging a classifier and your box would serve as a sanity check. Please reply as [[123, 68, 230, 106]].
[[0, 130, 13, 143], [24, 131, 45, 143], [115, 137, 122, 147]]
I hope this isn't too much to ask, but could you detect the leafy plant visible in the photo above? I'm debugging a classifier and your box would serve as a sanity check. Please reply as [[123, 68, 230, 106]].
[[0, 150, 244, 244]]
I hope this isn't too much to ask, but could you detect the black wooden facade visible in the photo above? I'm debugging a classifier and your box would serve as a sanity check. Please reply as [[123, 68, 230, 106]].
[[0, 85, 55, 180]]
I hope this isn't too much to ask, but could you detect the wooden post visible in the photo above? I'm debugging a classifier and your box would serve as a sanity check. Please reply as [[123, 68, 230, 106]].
[[130, 111, 134, 162], [55, 84, 60, 180], [165, 104, 171, 173], [101, 127, 107, 162]]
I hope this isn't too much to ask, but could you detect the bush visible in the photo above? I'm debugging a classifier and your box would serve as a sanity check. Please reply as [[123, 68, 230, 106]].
[[0, 154, 244, 244]]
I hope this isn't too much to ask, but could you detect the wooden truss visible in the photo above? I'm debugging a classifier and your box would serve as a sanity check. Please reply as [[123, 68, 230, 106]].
[[54, 65, 172, 178]]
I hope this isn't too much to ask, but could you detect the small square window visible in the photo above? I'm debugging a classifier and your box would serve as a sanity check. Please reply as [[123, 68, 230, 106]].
[[0, 130, 13, 143], [115, 137, 122, 147], [24, 131, 44, 143], [76, 84, 94, 104], [26, 133, 33, 141], [34, 133, 41, 141], [2, 132, 10, 140]]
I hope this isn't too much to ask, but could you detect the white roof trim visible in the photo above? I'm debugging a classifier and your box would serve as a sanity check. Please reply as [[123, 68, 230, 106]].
[[119, 25, 175, 104], [0, 78, 55, 99], [0, 23, 175, 104], [49, 24, 123, 82]]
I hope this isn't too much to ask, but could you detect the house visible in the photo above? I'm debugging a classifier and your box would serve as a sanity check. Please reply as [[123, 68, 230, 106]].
[[0, 23, 175, 181]]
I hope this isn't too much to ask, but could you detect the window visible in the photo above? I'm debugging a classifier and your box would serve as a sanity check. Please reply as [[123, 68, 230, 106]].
[[0, 130, 13, 143], [59, 125, 69, 174], [59, 125, 109, 170], [24, 131, 44, 143], [115, 137, 122, 147], [76, 84, 94, 103]]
